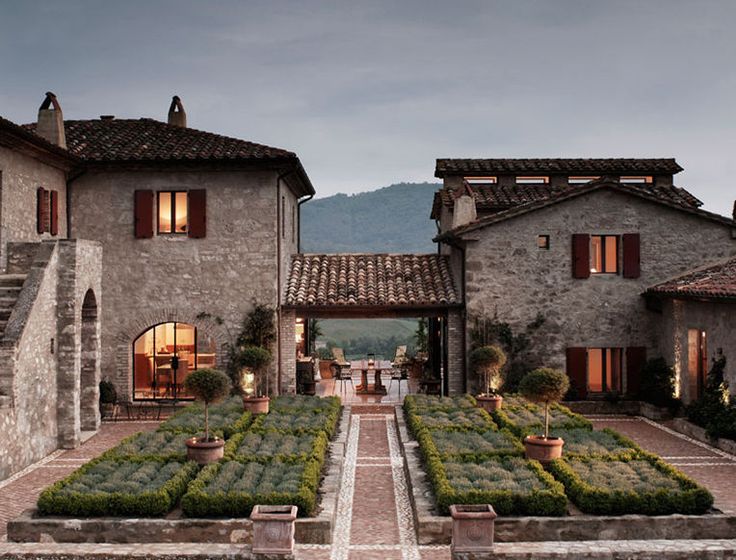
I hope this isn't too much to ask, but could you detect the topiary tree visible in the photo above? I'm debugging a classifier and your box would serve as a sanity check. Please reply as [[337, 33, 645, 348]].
[[240, 345, 273, 398], [470, 345, 507, 396], [184, 368, 231, 442], [518, 368, 569, 439]]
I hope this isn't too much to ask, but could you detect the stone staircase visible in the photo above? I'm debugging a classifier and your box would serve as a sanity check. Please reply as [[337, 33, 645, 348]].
[[0, 274, 27, 339]]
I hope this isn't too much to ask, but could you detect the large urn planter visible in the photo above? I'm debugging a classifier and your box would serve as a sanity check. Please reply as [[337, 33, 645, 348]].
[[449, 504, 497, 554], [243, 396, 270, 415], [476, 394, 503, 413], [250, 504, 298, 555], [319, 360, 334, 379], [185, 437, 225, 465], [523, 435, 564, 463]]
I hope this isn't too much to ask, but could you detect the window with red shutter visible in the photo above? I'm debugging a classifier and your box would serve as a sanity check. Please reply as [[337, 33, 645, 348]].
[[134, 190, 154, 238], [571, 234, 590, 278], [50, 190, 59, 236], [622, 233, 641, 278], [566, 347, 588, 399], [187, 189, 206, 238], [37, 187, 50, 234], [626, 346, 647, 397]]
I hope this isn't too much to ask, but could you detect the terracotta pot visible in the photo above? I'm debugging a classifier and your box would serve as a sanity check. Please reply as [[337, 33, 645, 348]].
[[243, 396, 270, 414], [476, 394, 503, 413], [449, 504, 497, 553], [185, 437, 224, 465], [319, 360, 333, 379], [251, 504, 298, 555], [523, 435, 564, 463]]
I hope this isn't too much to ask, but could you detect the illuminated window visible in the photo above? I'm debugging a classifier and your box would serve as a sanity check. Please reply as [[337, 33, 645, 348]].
[[537, 235, 550, 249], [620, 176, 653, 184], [569, 176, 600, 184], [158, 191, 188, 234], [464, 176, 497, 185], [587, 348, 622, 393], [687, 329, 707, 401], [516, 176, 549, 184], [590, 235, 618, 274]]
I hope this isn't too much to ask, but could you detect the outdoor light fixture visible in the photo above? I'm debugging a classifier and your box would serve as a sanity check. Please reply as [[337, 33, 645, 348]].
[[367, 353, 375, 368]]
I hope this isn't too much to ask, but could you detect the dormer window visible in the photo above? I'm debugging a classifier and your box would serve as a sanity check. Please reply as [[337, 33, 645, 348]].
[[569, 176, 600, 184], [516, 176, 549, 184], [620, 176, 653, 184]]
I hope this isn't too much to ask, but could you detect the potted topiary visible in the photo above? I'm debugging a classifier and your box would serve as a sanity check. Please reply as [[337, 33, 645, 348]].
[[470, 345, 507, 412], [183, 368, 231, 465], [240, 345, 273, 414], [518, 368, 570, 463], [99, 380, 117, 419]]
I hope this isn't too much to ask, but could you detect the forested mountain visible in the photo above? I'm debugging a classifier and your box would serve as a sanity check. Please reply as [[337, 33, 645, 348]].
[[300, 182, 440, 254]]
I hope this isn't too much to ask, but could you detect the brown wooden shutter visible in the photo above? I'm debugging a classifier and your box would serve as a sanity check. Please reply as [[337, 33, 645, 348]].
[[134, 190, 154, 238], [50, 190, 59, 236], [188, 189, 206, 238], [622, 233, 641, 279], [626, 346, 647, 397], [566, 347, 588, 399], [572, 234, 590, 279], [37, 187, 50, 233]]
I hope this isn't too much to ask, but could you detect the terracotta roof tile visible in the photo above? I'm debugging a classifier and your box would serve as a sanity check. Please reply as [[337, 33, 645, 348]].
[[285, 254, 459, 308], [647, 257, 736, 301], [435, 158, 683, 177]]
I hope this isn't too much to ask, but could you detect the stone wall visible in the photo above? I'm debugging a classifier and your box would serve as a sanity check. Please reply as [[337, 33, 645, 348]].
[[70, 169, 298, 399], [0, 146, 68, 272], [446, 309, 465, 394], [279, 307, 297, 394], [658, 298, 736, 403], [453, 189, 736, 387]]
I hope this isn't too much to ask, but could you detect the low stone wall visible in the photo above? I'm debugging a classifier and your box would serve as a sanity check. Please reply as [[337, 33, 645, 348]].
[[394, 405, 736, 545], [565, 400, 672, 420], [8, 407, 350, 545], [671, 417, 736, 456]]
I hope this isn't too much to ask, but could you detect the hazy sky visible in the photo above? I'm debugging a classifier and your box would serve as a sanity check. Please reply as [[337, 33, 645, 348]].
[[1, 1, 735, 214]]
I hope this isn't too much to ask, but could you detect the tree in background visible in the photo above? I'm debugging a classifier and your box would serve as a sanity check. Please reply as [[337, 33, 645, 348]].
[[415, 318, 428, 354], [308, 318, 322, 355]]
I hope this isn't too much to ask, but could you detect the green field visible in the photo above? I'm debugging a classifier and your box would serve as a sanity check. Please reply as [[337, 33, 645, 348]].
[[317, 318, 420, 360]]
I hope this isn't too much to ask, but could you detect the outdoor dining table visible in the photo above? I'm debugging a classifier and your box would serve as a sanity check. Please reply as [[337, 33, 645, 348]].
[[353, 359, 391, 395]]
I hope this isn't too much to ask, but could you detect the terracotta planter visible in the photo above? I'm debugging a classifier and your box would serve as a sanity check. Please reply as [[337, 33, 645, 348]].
[[476, 394, 503, 413], [250, 504, 298, 555], [449, 504, 497, 553], [185, 437, 224, 465], [523, 435, 564, 463], [319, 360, 334, 379], [243, 396, 270, 415]]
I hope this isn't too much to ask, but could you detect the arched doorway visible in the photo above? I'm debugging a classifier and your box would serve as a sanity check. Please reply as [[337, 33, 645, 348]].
[[132, 322, 217, 400], [80, 289, 100, 431]]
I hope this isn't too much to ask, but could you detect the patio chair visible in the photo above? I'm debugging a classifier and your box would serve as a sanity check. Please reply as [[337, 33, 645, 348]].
[[388, 345, 410, 397], [331, 348, 354, 395]]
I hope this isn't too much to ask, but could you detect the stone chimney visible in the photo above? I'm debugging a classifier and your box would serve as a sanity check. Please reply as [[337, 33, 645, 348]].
[[167, 95, 187, 127], [36, 92, 66, 148], [451, 184, 477, 229]]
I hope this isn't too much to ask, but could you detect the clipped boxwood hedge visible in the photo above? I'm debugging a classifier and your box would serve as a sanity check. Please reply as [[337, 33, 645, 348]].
[[181, 459, 321, 517], [405, 394, 477, 412], [271, 395, 340, 414], [492, 398, 592, 437], [554, 428, 641, 460], [425, 427, 524, 460], [404, 397, 495, 436], [224, 431, 328, 463], [157, 396, 252, 438], [103, 430, 191, 462], [37, 457, 198, 517], [547, 453, 714, 515], [250, 405, 340, 437]]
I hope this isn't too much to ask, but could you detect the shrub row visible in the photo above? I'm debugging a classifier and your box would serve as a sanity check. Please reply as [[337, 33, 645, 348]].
[[158, 396, 252, 438], [404, 395, 495, 437], [491, 396, 592, 437], [223, 431, 329, 463]]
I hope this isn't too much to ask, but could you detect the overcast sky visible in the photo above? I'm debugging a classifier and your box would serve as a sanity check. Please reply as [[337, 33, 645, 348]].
[[1, 1, 734, 213]]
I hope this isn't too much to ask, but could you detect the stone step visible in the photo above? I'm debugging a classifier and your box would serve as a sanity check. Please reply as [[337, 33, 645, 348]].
[[0, 274, 26, 287]]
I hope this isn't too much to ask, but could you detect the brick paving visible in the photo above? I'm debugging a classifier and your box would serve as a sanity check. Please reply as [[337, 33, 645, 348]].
[[0, 421, 158, 540], [588, 415, 736, 514]]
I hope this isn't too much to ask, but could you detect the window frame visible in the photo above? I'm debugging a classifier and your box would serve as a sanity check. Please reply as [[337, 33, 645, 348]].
[[587, 347, 623, 394], [537, 235, 550, 250], [590, 234, 619, 274], [157, 190, 189, 235]]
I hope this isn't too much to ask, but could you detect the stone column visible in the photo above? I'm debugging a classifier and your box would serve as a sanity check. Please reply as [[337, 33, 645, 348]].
[[447, 308, 465, 395], [279, 308, 297, 395]]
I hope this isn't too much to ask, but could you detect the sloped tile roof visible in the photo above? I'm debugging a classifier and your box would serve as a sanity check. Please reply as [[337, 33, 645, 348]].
[[24, 118, 297, 162], [0, 115, 79, 167], [647, 257, 736, 301], [431, 182, 703, 219], [435, 158, 683, 177], [285, 254, 459, 308]]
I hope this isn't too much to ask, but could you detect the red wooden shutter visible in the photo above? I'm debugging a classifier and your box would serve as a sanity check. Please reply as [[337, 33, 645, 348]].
[[37, 187, 50, 233], [50, 190, 59, 236], [134, 190, 154, 238], [572, 234, 590, 278], [188, 189, 206, 238], [626, 346, 647, 397], [622, 233, 641, 279], [566, 347, 588, 399]]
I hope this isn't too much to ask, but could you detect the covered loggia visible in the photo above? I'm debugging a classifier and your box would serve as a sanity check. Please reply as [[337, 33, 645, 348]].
[[279, 253, 464, 400]]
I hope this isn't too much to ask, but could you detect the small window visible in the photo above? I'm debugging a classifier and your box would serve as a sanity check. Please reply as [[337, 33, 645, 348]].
[[157, 191, 188, 234], [516, 176, 549, 184], [569, 176, 600, 184], [587, 348, 622, 393], [620, 176, 653, 184], [590, 235, 618, 274], [464, 176, 497, 185], [537, 235, 550, 249]]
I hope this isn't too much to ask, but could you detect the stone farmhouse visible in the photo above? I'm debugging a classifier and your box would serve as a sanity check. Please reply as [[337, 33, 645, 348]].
[[0, 92, 734, 480]]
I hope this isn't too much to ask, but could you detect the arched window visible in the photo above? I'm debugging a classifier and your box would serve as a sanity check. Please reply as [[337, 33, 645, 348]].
[[132, 322, 216, 400]]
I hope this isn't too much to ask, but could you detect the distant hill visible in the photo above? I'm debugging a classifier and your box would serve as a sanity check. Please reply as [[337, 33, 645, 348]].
[[300, 182, 440, 254]]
